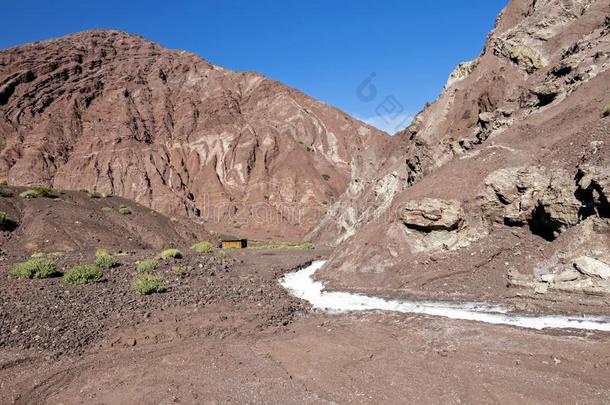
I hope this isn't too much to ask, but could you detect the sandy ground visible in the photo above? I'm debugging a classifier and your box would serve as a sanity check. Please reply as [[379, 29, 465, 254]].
[[1, 250, 610, 404]]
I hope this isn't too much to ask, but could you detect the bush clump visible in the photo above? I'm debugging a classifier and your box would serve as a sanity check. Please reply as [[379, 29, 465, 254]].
[[18, 187, 58, 199], [95, 248, 109, 257], [0, 248, 6, 256], [0, 211, 7, 225], [95, 254, 118, 269], [603, 103, 610, 118], [137, 258, 158, 273], [133, 274, 165, 295], [160, 248, 183, 259], [9, 258, 56, 279], [63, 264, 103, 285], [118, 206, 131, 215], [191, 241, 213, 254], [0, 189, 13, 197], [101, 207, 113, 213], [19, 190, 40, 199], [174, 265, 188, 277]]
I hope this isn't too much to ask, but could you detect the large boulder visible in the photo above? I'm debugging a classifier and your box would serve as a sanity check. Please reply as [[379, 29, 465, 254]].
[[399, 198, 464, 232]]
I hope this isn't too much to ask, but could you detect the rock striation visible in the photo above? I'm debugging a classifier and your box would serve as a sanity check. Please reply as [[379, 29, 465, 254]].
[[0, 30, 387, 240]]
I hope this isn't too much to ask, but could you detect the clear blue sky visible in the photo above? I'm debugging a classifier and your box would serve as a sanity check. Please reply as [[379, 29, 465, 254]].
[[1, 0, 507, 133]]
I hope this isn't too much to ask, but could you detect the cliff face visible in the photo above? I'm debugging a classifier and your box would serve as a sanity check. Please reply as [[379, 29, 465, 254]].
[[0, 30, 387, 240], [319, 0, 610, 300]]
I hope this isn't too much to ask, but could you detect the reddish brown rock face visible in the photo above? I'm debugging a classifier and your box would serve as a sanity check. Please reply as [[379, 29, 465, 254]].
[[0, 30, 387, 240]]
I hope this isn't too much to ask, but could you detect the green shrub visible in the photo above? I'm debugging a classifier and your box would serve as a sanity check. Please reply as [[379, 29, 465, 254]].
[[118, 206, 131, 215], [63, 264, 102, 285], [19, 190, 39, 199], [133, 274, 165, 295], [603, 103, 610, 118], [88, 192, 101, 199], [9, 258, 56, 279], [95, 254, 117, 269], [137, 258, 158, 273], [174, 265, 188, 277], [191, 241, 213, 254], [101, 207, 113, 213], [95, 248, 109, 257], [30, 252, 46, 258], [160, 248, 183, 259], [18, 187, 58, 199], [0, 211, 7, 225], [0, 248, 6, 257], [0, 189, 13, 197], [33, 187, 58, 198]]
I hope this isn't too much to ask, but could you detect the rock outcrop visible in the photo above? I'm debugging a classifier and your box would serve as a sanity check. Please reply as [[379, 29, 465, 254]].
[[318, 0, 610, 303], [482, 166, 582, 239], [399, 198, 464, 232]]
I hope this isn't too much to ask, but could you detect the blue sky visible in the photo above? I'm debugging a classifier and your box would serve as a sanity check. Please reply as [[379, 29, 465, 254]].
[[0, 0, 507, 133]]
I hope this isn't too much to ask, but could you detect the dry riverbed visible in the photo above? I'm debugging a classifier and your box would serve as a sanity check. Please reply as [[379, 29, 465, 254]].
[[1, 249, 610, 404]]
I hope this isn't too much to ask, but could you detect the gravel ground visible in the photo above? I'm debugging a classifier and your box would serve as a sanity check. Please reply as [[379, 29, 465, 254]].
[[0, 249, 310, 356]]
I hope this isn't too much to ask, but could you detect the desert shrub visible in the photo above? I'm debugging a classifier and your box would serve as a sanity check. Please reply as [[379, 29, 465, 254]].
[[133, 274, 165, 295], [79, 188, 89, 193], [88, 192, 101, 199], [63, 264, 102, 285], [95, 248, 109, 257], [0, 189, 13, 197], [214, 250, 228, 259], [137, 258, 158, 273], [100, 192, 111, 198], [95, 254, 117, 269], [30, 252, 46, 258], [19, 189, 39, 199], [160, 248, 183, 259], [0, 248, 6, 256], [603, 103, 610, 117], [191, 241, 213, 254], [321, 174, 331, 181], [174, 265, 188, 277], [33, 187, 58, 198], [0, 211, 7, 225], [9, 258, 56, 279], [101, 207, 113, 213], [18, 187, 58, 199], [118, 206, 131, 215]]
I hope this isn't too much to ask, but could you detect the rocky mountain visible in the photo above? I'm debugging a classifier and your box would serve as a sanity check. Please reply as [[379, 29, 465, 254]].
[[0, 30, 387, 240], [318, 0, 610, 302]]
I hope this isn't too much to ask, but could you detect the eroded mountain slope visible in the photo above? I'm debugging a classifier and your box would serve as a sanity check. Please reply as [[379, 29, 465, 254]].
[[0, 30, 387, 240]]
